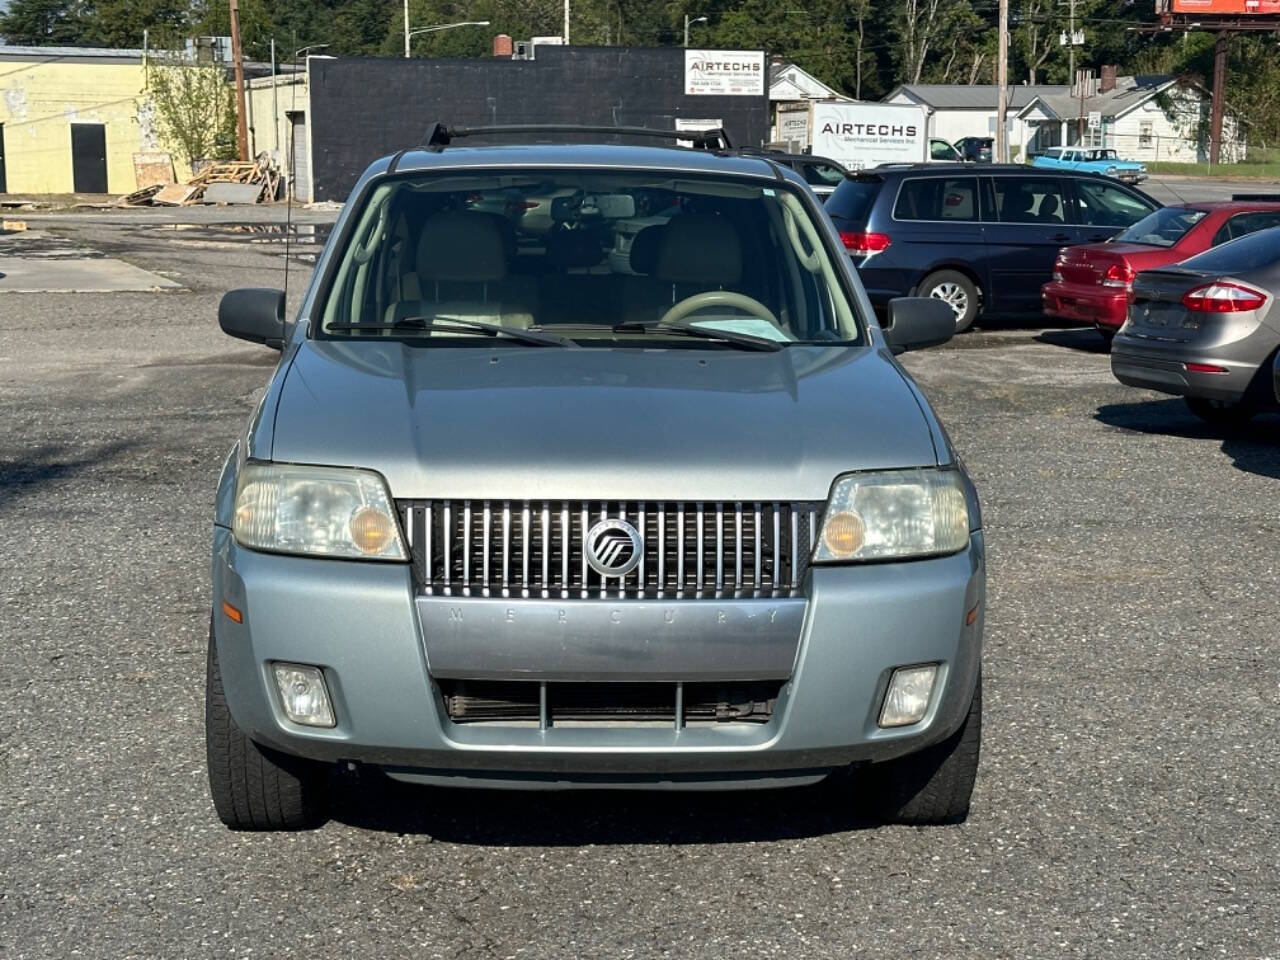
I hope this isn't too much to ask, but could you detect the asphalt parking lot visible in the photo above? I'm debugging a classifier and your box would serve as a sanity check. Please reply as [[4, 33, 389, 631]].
[[1, 194, 1277, 958]]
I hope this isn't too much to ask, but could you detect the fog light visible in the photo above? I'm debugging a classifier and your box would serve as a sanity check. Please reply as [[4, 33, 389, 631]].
[[272, 663, 335, 727], [879, 664, 938, 728]]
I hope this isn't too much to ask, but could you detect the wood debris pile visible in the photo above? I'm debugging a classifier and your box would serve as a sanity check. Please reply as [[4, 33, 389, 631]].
[[120, 154, 282, 207]]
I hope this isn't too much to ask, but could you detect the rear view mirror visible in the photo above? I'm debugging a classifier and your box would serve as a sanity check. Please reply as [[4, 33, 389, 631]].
[[219, 288, 288, 349], [884, 297, 955, 353]]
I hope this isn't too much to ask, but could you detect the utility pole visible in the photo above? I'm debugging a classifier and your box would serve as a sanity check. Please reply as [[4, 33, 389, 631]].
[[996, 0, 1008, 163], [564, 0, 570, 43], [403, 0, 410, 58], [1064, 0, 1075, 85], [1209, 31, 1227, 164], [229, 0, 249, 161]]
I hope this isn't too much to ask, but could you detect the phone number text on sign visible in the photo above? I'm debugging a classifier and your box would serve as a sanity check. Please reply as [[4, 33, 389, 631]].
[[684, 51, 765, 97]]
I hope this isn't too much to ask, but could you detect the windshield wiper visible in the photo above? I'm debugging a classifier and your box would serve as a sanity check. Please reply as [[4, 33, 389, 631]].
[[327, 316, 575, 347], [609, 320, 785, 352]]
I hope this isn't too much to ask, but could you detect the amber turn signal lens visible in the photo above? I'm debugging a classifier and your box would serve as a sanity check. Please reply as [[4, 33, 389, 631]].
[[821, 510, 866, 558], [350, 506, 397, 555], [221, 600, 243, 624]]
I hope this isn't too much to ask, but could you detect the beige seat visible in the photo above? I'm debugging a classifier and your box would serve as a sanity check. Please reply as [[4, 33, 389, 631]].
[[385, 210, 534, 329]]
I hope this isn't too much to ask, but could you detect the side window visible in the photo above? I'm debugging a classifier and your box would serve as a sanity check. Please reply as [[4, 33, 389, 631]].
[[1073, 179, 1154, 227], [802, 162, 846, 187], [893, 177, 979, 221], [1211, 211, 1280, 246], [991, 177, 1066, 224]]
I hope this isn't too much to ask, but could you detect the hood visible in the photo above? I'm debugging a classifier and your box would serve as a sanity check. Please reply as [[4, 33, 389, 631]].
[[268, 341, 939, 501]]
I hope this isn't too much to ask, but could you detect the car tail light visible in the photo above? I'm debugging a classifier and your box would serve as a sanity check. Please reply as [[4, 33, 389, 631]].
[[1181, 281, 1268, 313], [840, 231, 892, 254], [1101, 262, 1135, 289]]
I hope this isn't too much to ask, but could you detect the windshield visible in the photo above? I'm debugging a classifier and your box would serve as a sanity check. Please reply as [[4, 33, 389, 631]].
[[317, 170, 862, 347], [1114, 207, 1207, 248]]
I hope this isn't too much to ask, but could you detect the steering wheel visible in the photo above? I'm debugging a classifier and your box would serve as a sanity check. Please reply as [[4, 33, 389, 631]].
[[658, 290, 781, 329]]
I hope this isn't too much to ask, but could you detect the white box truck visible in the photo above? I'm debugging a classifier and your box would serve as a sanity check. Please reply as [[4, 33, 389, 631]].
[[805, 101, 959, 169]]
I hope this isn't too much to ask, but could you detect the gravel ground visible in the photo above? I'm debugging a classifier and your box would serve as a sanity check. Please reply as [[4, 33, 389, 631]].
[[0, 215, 1277, 959]]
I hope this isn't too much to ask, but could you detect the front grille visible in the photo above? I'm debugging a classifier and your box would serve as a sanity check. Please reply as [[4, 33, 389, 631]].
[[440, 679, 781, 726], [398, 500, 822, 599]]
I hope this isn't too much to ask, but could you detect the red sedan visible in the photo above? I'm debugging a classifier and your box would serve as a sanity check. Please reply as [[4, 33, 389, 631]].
[[1042, 200, 1280, 340]]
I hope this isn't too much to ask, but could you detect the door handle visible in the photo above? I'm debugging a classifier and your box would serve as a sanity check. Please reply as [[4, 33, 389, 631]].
[[1049, 234, 1072, 243]]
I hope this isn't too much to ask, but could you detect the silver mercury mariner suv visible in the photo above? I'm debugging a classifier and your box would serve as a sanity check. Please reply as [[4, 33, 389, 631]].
[[207, 124, 985, 830]]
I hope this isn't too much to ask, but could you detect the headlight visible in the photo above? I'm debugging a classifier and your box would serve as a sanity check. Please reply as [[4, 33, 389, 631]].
[[1105, 166, 1118, 176], [813, 469, 969, 563], [234, 462, 407, 561]]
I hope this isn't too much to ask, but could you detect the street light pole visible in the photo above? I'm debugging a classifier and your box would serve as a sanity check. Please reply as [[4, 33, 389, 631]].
[[564, 0, 570, 44], [684, 14, 707, 47], [403, 0, 410, 59], [404, 20, 491, 57]]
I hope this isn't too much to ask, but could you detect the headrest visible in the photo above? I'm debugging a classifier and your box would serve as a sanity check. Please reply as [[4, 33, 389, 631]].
[[628, 225, 665, 275], [417, 210, 507, 282], [1039, 193, 1060, 216], [654, 214, 742, 286], [546, 230, 604, 270]]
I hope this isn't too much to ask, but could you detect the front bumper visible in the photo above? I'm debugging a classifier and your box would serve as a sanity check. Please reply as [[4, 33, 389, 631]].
[[1042, 280, 1128, 328], [212, 527, 984, 786]]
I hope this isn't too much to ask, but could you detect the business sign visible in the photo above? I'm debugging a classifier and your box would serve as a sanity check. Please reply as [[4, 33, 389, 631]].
[[810, 102, 928, 168], [776, 103, 811, 149], [684, 50, 766, 96], [1171, 0, 1280, 12], [1088, 111, 1102, 131]]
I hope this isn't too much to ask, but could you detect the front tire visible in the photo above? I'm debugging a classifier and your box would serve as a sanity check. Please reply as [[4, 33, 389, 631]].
[[860, 673, 982, 825], [919, 270, 980, 332], [206, 621, 329, 831], [1184, 396, 1256, 426]]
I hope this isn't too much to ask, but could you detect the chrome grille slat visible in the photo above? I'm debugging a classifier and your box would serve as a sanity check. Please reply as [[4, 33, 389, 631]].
[[401, 499, 820, 601]]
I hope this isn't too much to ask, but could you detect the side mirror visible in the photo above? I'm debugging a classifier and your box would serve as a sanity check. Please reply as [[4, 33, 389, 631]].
[[219, 288, 288, 349], [883, 297, 955, 353]]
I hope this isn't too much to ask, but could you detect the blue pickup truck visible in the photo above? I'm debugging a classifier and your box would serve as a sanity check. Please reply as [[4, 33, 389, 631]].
[[1032, 147, 1147, 184]]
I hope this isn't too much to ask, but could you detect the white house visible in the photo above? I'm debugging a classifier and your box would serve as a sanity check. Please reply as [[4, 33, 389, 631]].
[[768, 60, 849, 149], [885, 72, 1243, 162]]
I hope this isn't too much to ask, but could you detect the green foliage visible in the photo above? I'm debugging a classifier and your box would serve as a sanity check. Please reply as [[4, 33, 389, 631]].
[[2, 0, 1277, 146], [146, 52, 237, 164]]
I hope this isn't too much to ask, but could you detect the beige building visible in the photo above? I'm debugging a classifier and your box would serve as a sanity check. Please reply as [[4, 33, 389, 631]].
[[246, 69, 312, 202], [0, 45, 192, 195]]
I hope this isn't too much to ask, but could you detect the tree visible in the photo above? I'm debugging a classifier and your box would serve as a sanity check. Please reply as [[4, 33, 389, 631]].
[[146, 53, 237, 166], [0, 0, 87, 45]]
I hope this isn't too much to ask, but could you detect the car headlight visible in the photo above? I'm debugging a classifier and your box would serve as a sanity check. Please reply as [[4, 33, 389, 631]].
[[813, 469, 969, 563], [1105, 166, 1118, 176], [234, 462, 407, 561]]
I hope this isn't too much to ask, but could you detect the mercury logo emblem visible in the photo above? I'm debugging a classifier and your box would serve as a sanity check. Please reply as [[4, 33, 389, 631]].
[[585, 519, 643, 577]]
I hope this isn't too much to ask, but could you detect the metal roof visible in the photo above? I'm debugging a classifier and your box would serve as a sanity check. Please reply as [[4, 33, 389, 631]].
[[0, 45, 146, 61], [889, 84, 1062, 111], [1017, 76, 1176, 121]]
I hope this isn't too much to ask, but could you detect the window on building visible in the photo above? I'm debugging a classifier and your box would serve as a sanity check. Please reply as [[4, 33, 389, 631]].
[[1139, 121, 1153, 149]]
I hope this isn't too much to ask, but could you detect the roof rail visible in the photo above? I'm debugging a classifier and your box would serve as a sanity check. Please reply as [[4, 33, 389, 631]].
[[1231, 193, 1280, 202], [422, 122, 734, 151]]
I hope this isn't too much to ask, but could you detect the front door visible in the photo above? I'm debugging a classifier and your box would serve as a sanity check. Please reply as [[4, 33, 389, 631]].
[[70, 123, 108, 194]]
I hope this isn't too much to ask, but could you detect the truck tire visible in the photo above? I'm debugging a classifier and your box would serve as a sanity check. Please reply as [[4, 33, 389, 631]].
[[919, 270, 980, 332], [861, 673, 982, 825], [206, 621, 329, 831]]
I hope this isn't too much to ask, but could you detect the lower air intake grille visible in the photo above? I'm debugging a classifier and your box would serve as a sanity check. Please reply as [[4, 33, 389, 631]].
[[398, 500, 822, 599], [440, 680, 782, 726]]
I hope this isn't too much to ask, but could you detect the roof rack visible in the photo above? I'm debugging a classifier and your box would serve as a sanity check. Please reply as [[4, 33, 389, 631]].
[[422, 122, 734, 151], [1231, 193, 1280, 202]]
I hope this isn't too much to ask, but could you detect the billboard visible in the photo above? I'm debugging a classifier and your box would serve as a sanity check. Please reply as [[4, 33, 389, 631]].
[[1171, 0, 1280, 13], [684, 50, 766, 96]]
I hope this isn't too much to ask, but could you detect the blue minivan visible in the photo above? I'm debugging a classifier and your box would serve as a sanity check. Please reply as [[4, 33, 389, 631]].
[[825, 163, 1158, 330]]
